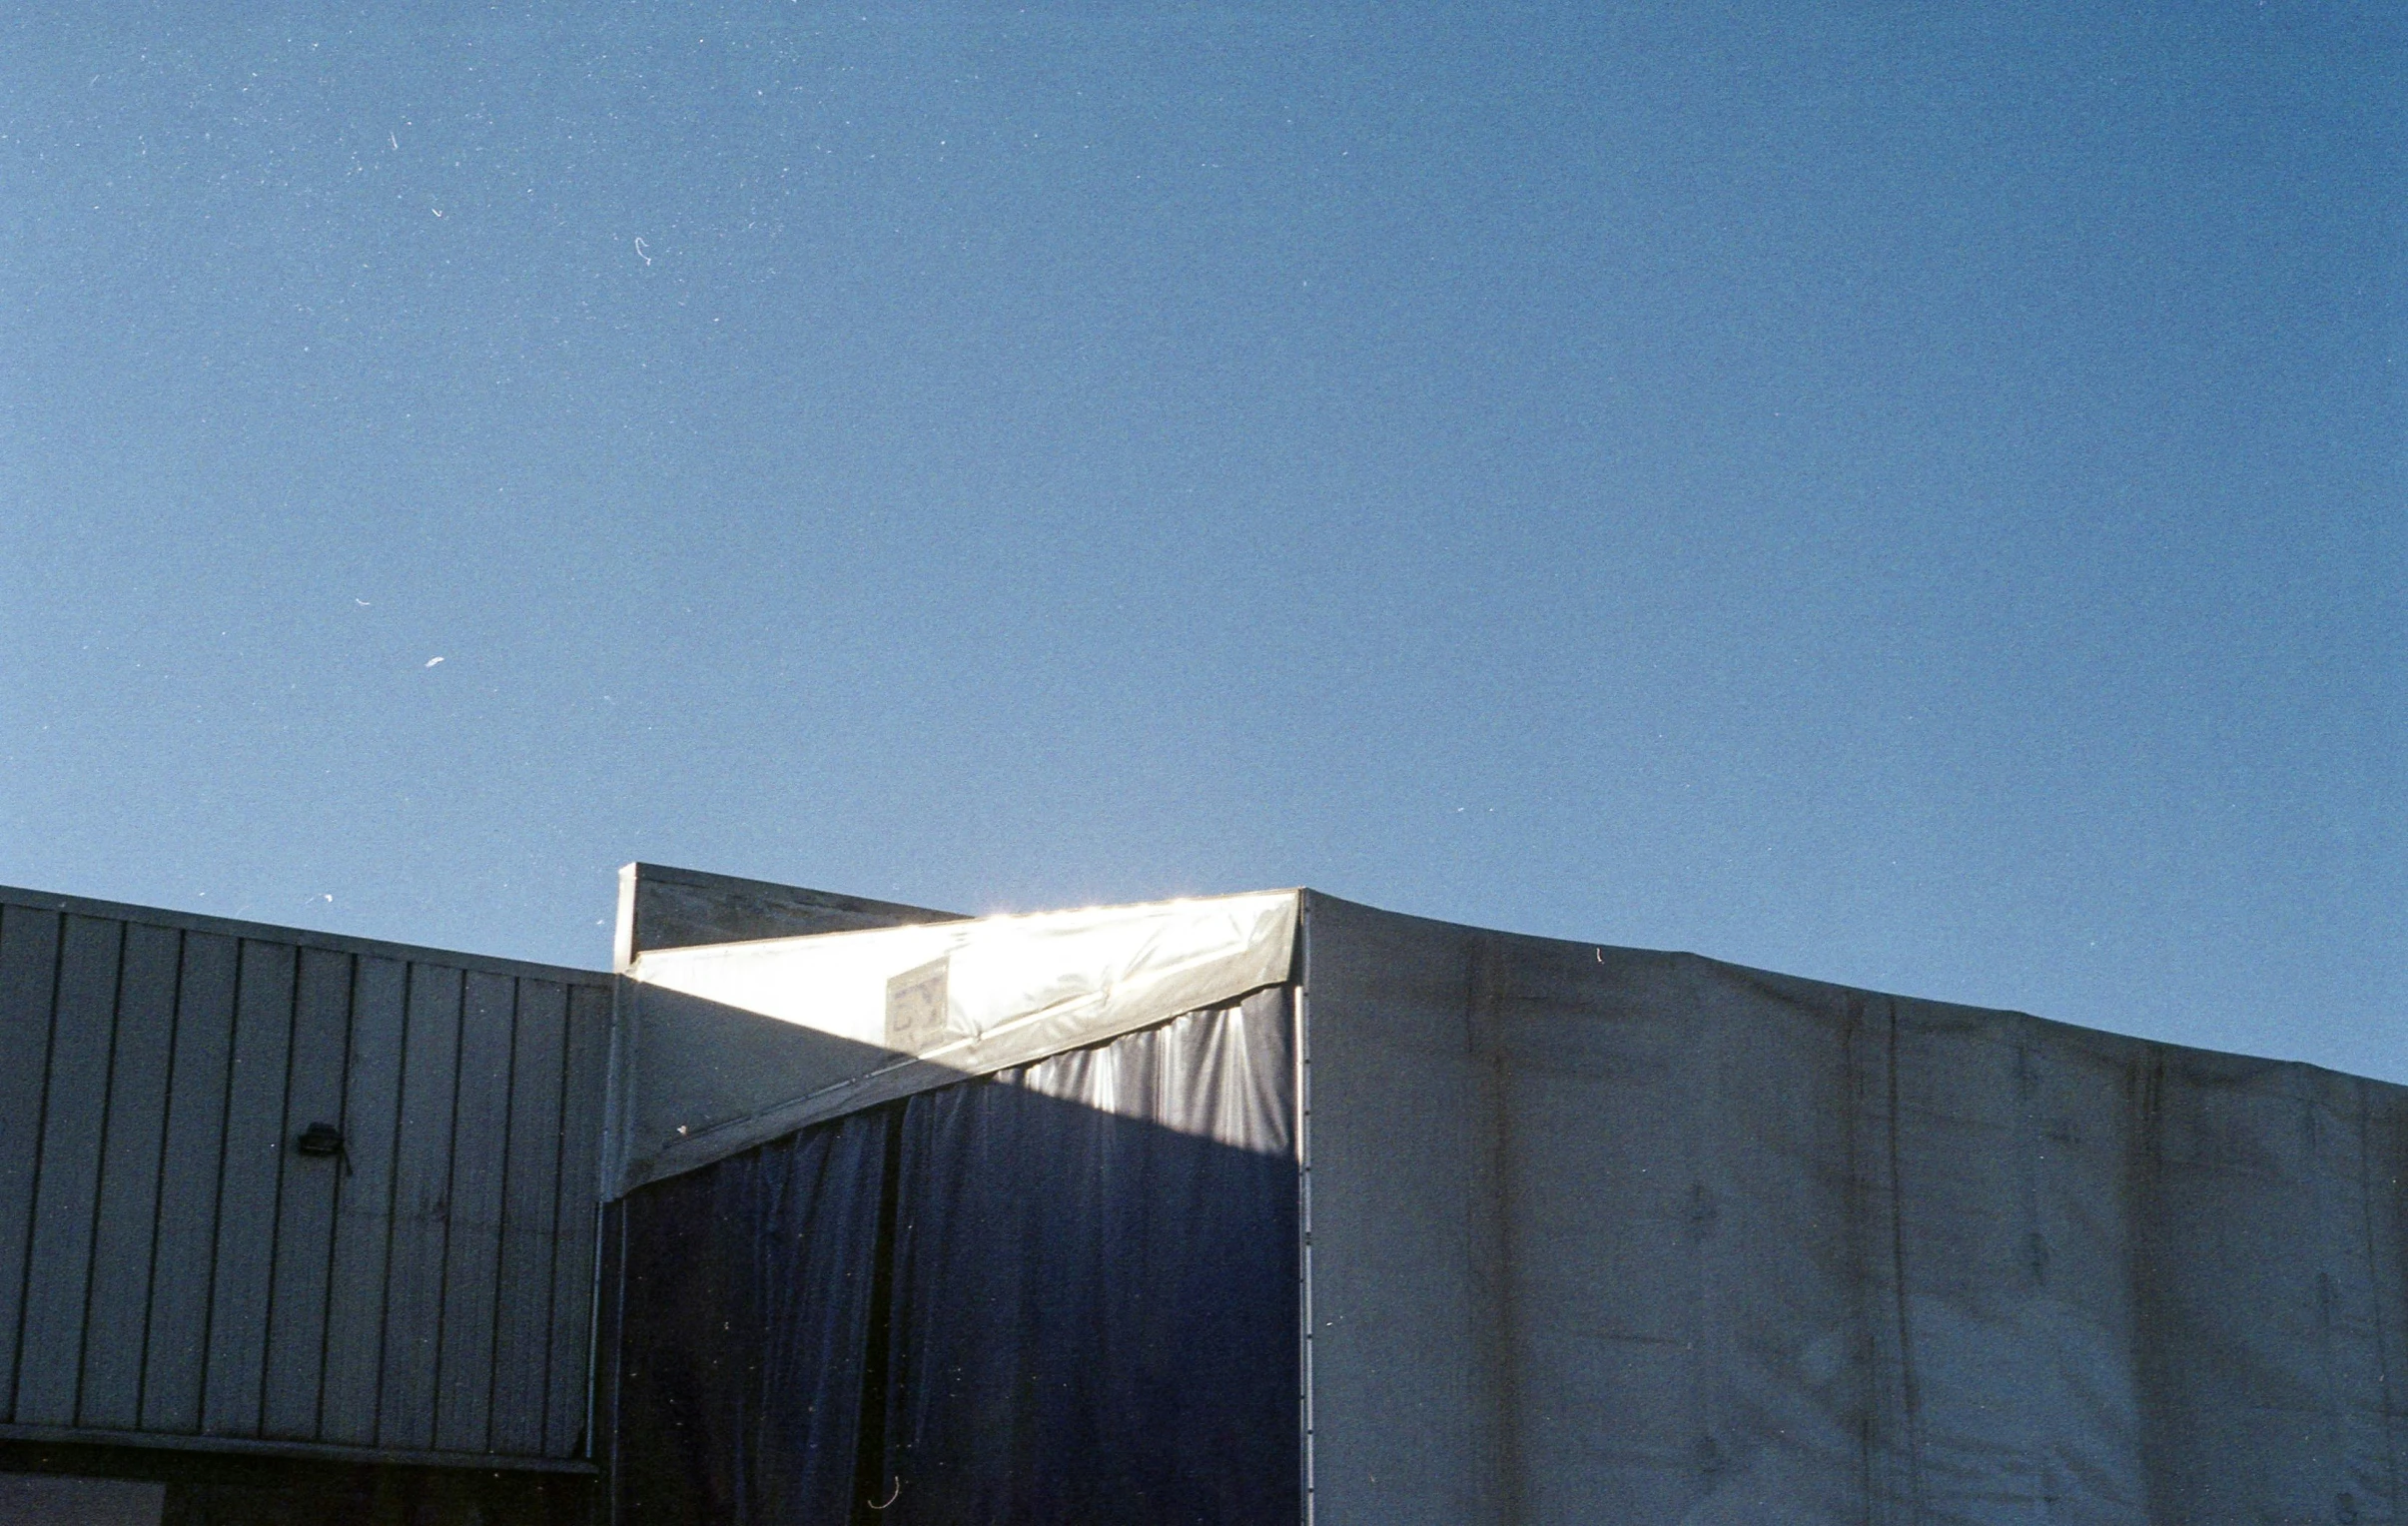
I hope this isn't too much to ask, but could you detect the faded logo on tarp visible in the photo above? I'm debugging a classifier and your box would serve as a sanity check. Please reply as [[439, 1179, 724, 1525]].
[[886, 957, 951, 1053]]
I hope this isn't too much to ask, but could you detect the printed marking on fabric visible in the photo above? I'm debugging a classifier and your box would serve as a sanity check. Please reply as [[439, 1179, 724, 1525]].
[[885, 957, 951, 1053]]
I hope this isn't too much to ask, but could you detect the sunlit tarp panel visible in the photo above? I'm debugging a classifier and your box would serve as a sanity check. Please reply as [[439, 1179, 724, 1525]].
[[608, 889, 1297, 1193]]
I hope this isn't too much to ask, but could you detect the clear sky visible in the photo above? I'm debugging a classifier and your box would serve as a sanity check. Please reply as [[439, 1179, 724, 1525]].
[[3, 4, 2399, 1077]]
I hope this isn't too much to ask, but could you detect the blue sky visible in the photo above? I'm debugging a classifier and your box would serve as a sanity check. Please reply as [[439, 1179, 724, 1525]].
[[3, 3, 2399, 1076]]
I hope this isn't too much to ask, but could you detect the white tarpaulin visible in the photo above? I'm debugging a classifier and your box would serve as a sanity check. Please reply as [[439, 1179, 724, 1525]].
[[601, 882, 2408, 1520], [1297, 893, 2408, 1525], [606, 890, 1298, 1193]]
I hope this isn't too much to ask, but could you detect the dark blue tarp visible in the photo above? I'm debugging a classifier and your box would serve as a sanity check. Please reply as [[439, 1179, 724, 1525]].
[[614, 989, 1299, 1525], [613, 1108, 894, 1524]]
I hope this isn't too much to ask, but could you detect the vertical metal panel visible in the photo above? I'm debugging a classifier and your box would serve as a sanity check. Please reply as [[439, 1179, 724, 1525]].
[[544, 981, 611, 1457], [378, 963, 461, 1451], [79, 920, 183, 1429], [203, 940, 298, 1436], [142, 931, 240, 1432], [261, 947, 353, 1439], [0, 887, 608, 1467], [588, 1197, 626, 1478], [16, 915, 126, 1424], [318, 955, 408, 1446], [0, 905, 62, 1418], [433, 971, 516, 1452], [490, 980, 567, 1456]]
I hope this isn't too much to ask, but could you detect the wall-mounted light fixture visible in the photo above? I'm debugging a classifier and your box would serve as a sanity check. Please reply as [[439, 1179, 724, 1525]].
[[295, 1122, 350, 1172]]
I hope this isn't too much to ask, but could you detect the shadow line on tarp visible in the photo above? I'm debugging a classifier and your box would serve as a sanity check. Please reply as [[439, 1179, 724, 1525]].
[[607, 989, 1301, 1526]]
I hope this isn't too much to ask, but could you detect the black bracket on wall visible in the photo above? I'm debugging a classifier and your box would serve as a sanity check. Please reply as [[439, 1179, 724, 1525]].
[[294, 1121, 353, 1174]]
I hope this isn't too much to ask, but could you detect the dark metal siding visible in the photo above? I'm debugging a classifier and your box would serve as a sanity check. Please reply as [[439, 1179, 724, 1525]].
[[0, 887, 607, 1469]]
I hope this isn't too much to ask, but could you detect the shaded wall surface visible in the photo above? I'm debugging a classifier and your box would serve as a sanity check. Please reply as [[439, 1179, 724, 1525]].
[[0, 886, 609, 1470], [1302, 893, 2408, 1526], [0, 1436, 592, 1525], [610, 862, 963, 973], [614, 990, 1300, 1526]]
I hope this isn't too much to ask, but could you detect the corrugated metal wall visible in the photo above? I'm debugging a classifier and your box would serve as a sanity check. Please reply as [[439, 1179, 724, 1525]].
[[0, 887, 608, 1469]]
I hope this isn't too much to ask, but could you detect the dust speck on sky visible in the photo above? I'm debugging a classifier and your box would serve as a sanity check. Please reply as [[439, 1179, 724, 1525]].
[[1, 3, 2398, 1077]]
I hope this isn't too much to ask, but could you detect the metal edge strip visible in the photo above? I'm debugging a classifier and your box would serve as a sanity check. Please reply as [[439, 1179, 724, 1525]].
[[0, 1421, 599, 1475]]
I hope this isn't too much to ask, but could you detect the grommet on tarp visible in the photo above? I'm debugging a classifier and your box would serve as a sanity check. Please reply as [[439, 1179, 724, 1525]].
[[295, 1121, 352, 1174]]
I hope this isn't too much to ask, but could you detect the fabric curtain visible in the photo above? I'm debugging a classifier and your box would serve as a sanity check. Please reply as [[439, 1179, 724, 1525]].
[[615, 1109, 894, 1524], [613, 987, 1299, 1526]]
